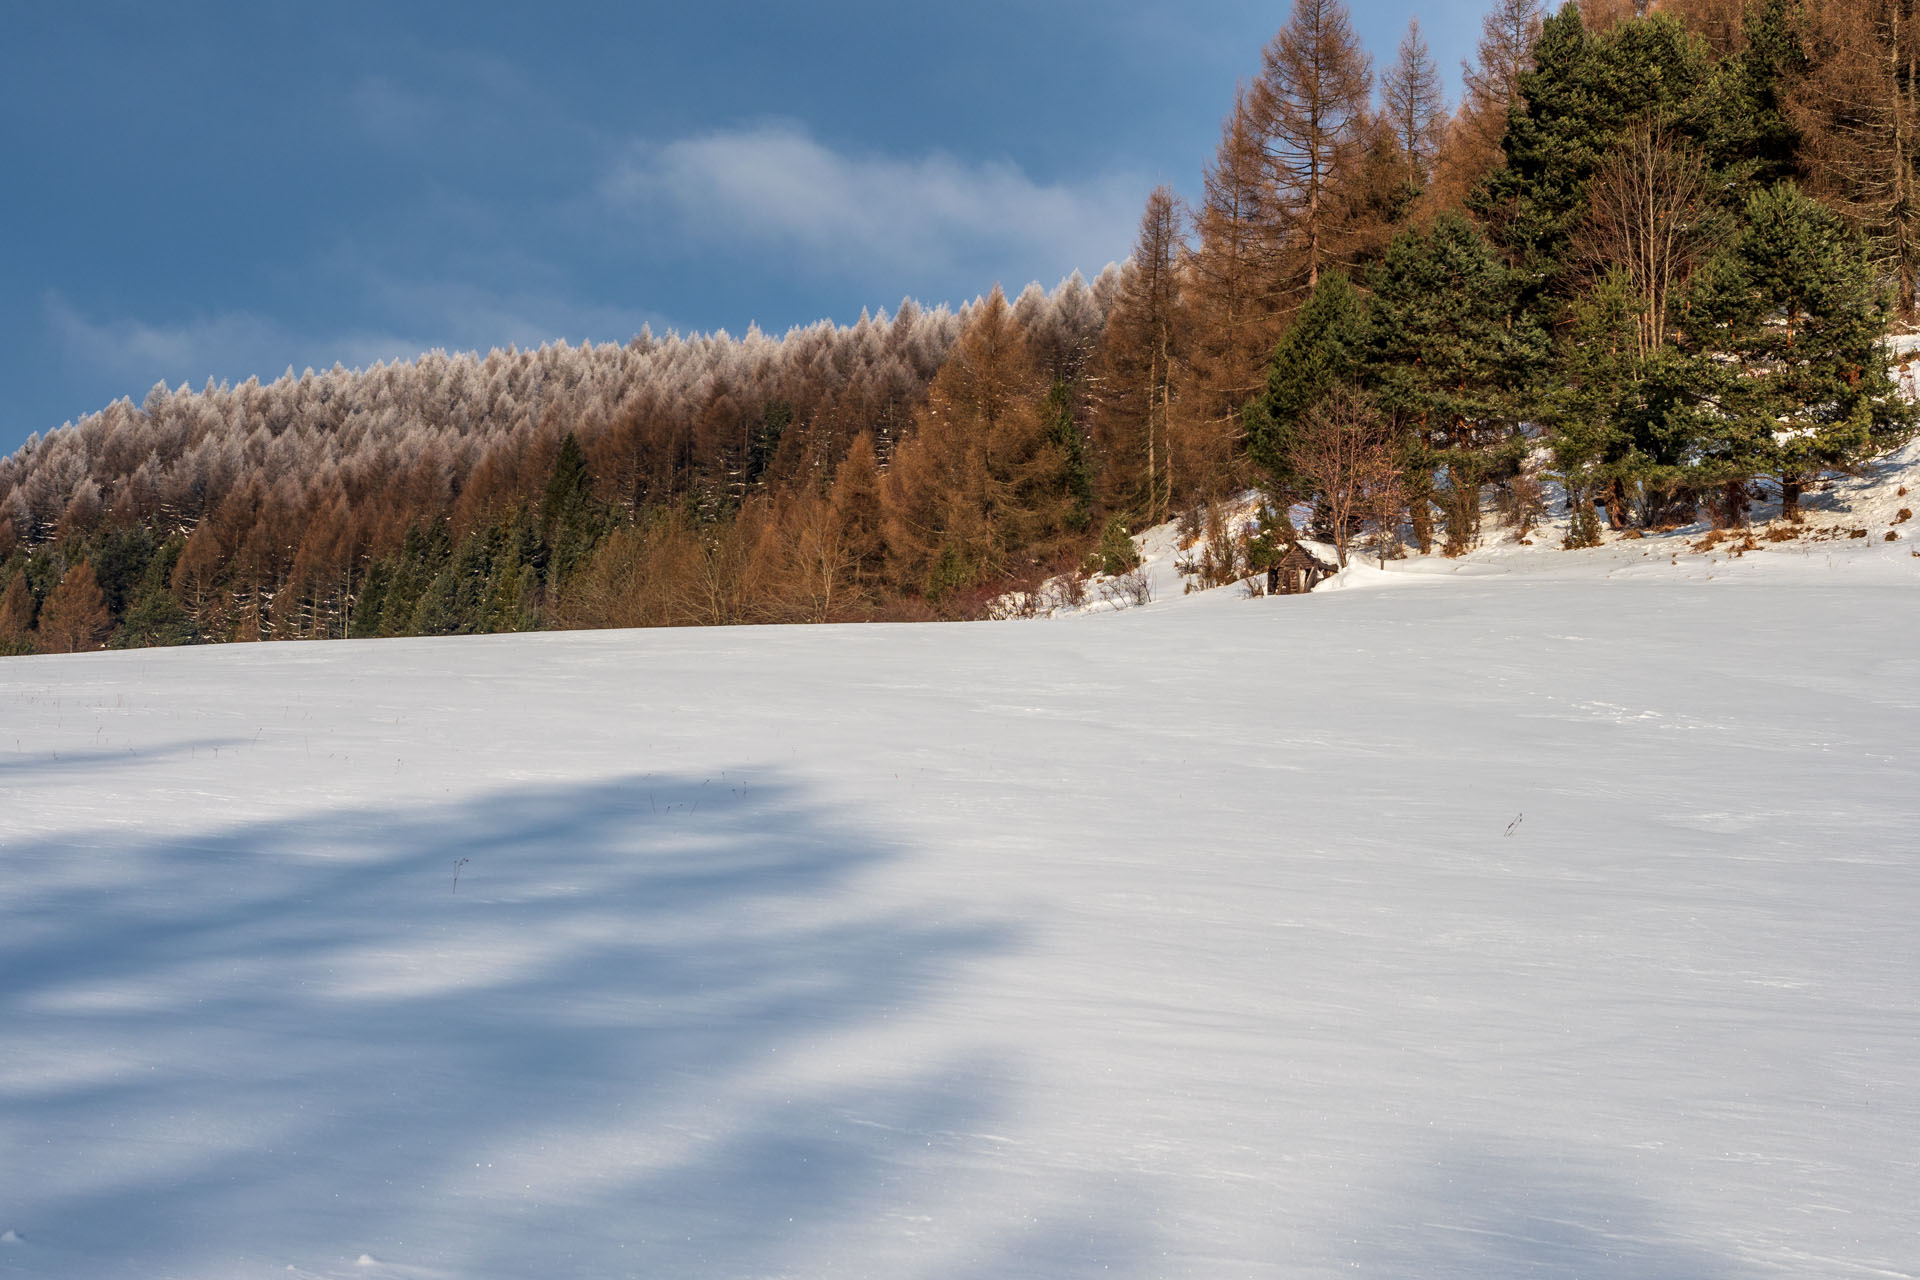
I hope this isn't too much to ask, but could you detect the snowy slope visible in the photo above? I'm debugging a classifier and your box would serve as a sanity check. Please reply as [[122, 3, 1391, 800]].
[[2, 535, 1918, 1277]]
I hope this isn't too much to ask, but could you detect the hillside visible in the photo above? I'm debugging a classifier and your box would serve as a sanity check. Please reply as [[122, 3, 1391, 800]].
[[2, 529, 1915, 1278]]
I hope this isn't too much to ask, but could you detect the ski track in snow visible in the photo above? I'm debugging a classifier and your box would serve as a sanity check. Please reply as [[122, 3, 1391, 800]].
[[1, 490, 1918, 1277]]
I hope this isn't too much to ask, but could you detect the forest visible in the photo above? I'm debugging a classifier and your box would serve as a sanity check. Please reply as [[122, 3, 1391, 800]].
[[2, 0, 1916, 653]]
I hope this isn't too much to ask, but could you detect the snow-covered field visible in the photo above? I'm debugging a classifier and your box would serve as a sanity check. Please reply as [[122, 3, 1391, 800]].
[[3, 505, 1918, 1278]]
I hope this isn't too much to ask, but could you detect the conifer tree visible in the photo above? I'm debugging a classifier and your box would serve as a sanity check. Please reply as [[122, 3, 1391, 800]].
[[1382, 18, 1447, 194], [1043, 379, 1094, 536], [1676, 182, 1916, 516], [884, 288, 1073, 603], [114, 536, 201, 647], [0, 571, 36, 653], [1093, 187, 1185, 526], [541, 433, 601, 584], [38, 559, 111, 653], [1367, 214, 1546, 554], [828, 432, 887, 587], [1251, 0, 1375, 296], [1699, 0, 1803, 190], [1787, 0, 1920, 320], [1432, 0, 1547, 208], [1245, 272, 1373, 502], [1546, 271, 1644, 542], [1668, 0, 1747, 54], [1183, 97, 1282, 500], [1476, 7, 1715, 296]]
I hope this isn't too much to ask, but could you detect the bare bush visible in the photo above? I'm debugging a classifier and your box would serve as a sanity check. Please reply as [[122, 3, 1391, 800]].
[[1098, 567, 1154, 609]]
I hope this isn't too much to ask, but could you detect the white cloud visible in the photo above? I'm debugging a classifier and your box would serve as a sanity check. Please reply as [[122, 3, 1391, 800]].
[[602, 123, 1142, 287]]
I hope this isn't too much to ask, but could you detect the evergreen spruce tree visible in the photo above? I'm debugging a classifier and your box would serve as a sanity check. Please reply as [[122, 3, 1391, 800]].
[[113, 536, 200, 648], [541, 433, 601, 583], [1245, 272, 1373, 501], [1677, 183, 1916, 517], [1367, 214, 1546, 554], [1548, 272, 1644, 543], [1043, 379, 1094, 535], [1475, 7, 1715, 296]]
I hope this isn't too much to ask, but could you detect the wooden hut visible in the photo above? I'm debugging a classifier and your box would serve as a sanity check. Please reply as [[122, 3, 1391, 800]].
[[1266, 541, 1339, 595]]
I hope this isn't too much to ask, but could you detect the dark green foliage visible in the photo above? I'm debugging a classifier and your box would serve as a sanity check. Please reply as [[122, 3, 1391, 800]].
[[88, 525, 156, 618], [1043, 380, 1094, 534], [1547, 273, 1643, 545], [1243, 500, 1289, 579], [1245, 273, 1372, 498], [112, 535, 200, 647], [1092, 514, 1140, 577], [23, 548, 66, 603], [746, 401, 791, 491], [924, 543, 981, 606], [1675, 183, 1916, 512], [1698, 0, 1804, 191], [1476, 8, 1715, 291], [1366, 214, 1546, 552], [351, 523, 452, 638], [411, 514, 542, 636]]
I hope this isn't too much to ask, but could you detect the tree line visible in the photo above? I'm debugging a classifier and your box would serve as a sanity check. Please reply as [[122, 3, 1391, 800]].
[[3, 0, 1915, 653]]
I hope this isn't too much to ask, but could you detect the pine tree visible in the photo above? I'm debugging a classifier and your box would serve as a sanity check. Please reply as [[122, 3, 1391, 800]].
[[1367, 214, 1547, 554], [114, 536, 201, 648], [1245, 272, 1373, 500], [1476, 8, 1716, 295], [1043, 379, 1094, 535], [38, 559, 111, 653], [1698, 0, 1803, 190], [1546, 271, 1644, 543], [1677, 182, 1916, 516]]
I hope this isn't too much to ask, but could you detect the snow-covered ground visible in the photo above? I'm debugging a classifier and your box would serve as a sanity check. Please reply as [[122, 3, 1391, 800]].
[[3, 475, 1918, 1278]]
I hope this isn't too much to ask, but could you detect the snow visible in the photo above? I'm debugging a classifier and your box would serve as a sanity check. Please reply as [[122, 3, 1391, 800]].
[[3, 484, 1919, 1278]]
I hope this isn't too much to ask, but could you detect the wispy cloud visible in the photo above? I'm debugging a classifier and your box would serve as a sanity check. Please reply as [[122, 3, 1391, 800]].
[[601, 123, 1142, 288], [43, 294, 424, 395], [44, 282, 668, 405]]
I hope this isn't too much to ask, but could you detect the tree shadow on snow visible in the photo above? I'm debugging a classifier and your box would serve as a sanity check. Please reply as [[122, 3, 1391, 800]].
[[0, 772, 1158, 1279], [1332, 1137, 1746, 1279]]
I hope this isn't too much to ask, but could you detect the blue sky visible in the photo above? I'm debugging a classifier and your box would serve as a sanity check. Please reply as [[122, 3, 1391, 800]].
[[1, 1, 1490, 454]]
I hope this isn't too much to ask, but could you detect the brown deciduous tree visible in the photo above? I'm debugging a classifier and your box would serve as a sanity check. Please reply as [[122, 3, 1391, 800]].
[[1185, 90, 1287, 475], [1382, 18, 1447, 192], [1666, 0, 1746, 56], [1289, 389, 1398, 568], [1250, 0, 1375, 296], [0, 572, 36, 650], [1093, 187, 1186, 527], [884, 288, 1072, 603], [828, 431, 887, 589], [38, 560, 110, 653], [1789, 0, 1920, 320], [1432, 0, 1546, 209], [1582, 123, 1727, 357]]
